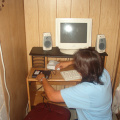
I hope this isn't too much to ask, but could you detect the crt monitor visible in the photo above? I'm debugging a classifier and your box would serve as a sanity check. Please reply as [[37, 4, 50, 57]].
[[56, 18, 92, 55]]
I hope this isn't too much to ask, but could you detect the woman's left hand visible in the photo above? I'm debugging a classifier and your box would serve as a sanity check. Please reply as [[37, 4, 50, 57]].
[[36, 72, 45, 83]]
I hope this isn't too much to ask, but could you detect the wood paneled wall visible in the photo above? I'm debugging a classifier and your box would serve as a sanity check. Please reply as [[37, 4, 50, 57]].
[[113, 50, 120, 96], [24, 0, 120, 82], [112, 19, 120, 96], [0, 0, 28, 120]]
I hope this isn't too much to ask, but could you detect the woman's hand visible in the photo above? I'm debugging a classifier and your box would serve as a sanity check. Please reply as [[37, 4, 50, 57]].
[[36, 72, 45, 83], [55, 61, 74, 70]]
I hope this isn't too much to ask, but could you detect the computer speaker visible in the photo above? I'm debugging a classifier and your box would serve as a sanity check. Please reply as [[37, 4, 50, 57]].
[[43, 33, 52, 50], [95, 35, 106, 53]]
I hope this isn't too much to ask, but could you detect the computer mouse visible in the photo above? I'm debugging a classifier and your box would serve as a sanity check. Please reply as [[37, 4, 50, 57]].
[[57, 68, 60, 70]]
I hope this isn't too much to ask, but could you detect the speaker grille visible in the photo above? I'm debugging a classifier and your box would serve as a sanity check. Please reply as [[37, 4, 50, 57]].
[[99, 43, 105, 50], [44, 41, 51, 48]]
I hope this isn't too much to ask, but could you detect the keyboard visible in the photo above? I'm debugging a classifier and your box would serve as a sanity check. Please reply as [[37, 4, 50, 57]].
[[60, 70, 82, 81]]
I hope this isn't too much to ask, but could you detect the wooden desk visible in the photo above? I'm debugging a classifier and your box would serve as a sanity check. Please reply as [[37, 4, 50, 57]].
[[27, 47, 108, 111], [26, 66, 81, 111]]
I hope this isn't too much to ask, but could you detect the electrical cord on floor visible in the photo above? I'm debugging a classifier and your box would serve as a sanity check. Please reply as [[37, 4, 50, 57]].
[[37, 85, 43, 91], [31, 85, 43, 91], [0, 43, 10, 120]]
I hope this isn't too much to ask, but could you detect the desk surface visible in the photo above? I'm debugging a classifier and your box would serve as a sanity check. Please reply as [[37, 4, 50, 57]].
[[27, 65, 81, 82]]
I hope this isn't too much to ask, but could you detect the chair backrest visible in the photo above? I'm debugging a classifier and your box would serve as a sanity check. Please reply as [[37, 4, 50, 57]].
[[24, 103, 71, 120]]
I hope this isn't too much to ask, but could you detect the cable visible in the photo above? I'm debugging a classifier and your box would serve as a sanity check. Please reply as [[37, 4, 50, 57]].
[[0, 43, 10, 120]]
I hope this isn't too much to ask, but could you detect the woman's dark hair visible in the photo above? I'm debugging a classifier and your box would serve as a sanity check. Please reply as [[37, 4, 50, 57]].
[[74, 48, 104, 85]]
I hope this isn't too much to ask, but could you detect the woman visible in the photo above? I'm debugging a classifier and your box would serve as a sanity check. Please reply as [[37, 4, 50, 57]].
[[36, 48, 112, 120]]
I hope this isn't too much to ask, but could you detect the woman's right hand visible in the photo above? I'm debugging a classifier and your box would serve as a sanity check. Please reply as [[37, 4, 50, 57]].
[[55, 61, 74, 70]]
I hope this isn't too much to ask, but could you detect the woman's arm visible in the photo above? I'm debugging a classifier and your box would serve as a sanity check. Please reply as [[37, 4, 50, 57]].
[[55, 60, 74, 70], [36, 73, 64, 102]]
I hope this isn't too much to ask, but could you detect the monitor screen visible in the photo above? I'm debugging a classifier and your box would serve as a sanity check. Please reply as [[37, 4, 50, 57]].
[[61, 23, 87, 43], [56, 18, 92, 55]]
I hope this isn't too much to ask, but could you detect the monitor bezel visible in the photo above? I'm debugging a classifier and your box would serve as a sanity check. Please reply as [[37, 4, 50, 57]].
[[56, 18, 92, 50]]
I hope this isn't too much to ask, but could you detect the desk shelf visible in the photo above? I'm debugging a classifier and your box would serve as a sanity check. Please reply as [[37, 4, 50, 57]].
[[29, 47, 108, 68], [32, 56, 45, 68]]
